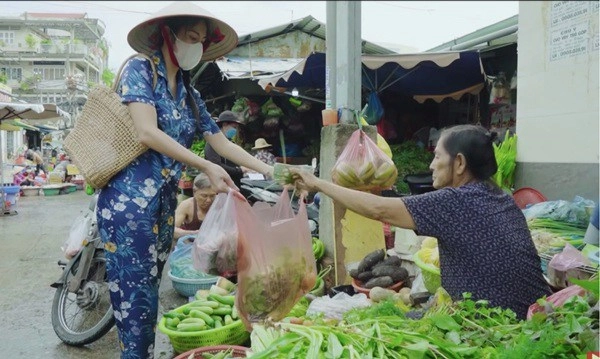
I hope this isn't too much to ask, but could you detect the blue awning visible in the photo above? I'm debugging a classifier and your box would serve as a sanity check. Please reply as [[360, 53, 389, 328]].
[[256, 51, 486, 103]]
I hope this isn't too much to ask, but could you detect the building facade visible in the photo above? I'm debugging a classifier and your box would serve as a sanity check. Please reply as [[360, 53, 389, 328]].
[[0, 12, 108, 129]]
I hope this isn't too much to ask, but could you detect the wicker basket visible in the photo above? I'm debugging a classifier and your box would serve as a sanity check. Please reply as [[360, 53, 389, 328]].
[[158, 304, 250, 354], [168, 270, 219, 298], [173, 345, 249, 359], [413, 251, 441, 294]]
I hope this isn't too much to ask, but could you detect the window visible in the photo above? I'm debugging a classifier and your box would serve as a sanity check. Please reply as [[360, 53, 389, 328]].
[[0, 31, 15, 45], [33, 67, 66, 81], [0, 67, 22, 81]]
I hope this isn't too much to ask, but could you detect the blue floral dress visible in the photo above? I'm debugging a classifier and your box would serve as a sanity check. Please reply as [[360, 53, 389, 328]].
[[96, 51, 220, 359]]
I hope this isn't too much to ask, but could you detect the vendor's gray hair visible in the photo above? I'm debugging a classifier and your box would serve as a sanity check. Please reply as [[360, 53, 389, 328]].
[[193, 173, 211, 190]]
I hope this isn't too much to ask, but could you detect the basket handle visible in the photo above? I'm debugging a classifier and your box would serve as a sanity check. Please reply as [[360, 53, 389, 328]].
[[112, 52, 158, 92]]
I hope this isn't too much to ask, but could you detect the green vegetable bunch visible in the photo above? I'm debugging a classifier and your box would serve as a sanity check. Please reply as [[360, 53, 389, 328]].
[[389, 141, 434, 194], [493, 130, 517, 192], [247, 288, 599, 358], [190, 137, 206, 158]]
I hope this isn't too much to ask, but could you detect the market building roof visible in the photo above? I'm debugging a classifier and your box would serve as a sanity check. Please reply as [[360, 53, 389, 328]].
[[426, 15, 518, 53], [233, 15, 396, 56]]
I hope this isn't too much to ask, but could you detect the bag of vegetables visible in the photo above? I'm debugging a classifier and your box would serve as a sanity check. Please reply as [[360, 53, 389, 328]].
[[233, 189, 317, 330], [192, 191, 239, 278]]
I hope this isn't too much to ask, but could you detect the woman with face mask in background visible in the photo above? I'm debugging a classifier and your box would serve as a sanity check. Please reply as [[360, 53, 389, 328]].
[[204, 110, 251, 189], [95, 3, 273, 358]]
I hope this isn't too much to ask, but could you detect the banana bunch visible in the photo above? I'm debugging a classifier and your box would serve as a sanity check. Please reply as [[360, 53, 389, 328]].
[[332, 160, 398, 190]]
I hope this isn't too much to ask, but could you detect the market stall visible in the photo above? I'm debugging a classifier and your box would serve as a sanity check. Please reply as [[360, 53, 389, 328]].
[[0, 102, 71, 215]]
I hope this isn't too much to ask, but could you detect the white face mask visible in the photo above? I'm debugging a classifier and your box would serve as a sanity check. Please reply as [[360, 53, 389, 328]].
[[172, 30, 204, 70]]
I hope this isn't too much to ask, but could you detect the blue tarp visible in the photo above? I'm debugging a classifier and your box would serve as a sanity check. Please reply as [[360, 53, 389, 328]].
[[257, 51, 486, 103]]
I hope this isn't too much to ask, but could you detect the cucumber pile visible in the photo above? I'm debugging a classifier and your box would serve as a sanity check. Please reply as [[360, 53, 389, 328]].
[[163, 293, 240, 333]]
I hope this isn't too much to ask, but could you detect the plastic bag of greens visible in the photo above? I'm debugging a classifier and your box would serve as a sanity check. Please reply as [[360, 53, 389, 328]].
[[331, 129, 398, 191], [233, 189, 317, 330], [192, 191, 239, 278], [170, 235, 212, 279]]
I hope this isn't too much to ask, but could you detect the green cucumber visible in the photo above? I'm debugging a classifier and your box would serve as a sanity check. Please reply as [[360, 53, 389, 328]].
[[212, 306, 232, 316], [190, 309, 215, 326], [208, 293, 235, 306], [224, 314, 234, 326], [188, 300, 220, 309], [176, 323, 205, 332]]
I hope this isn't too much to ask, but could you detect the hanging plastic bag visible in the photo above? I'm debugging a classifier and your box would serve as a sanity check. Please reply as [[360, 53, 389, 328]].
[[171, 235, 212, 279], [192, 191, 239, 278], [363, 92, 384, 125], [489, 72, 511, 105], [331, 129, 398, 191], [62, 212, 93, 259], [234, 189, 317, 330]]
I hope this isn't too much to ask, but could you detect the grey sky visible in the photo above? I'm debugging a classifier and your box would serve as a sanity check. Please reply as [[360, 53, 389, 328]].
[[1, 1, 519, 69]]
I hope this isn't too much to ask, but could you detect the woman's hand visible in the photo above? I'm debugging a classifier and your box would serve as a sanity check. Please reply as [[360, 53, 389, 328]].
[[204, 163, 238, 192], [289, 168, 320, 193]]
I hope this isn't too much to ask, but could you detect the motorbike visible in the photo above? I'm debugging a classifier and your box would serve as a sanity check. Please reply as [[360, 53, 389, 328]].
[[240, 178, 320, 237], [50, 193, 115, 346]]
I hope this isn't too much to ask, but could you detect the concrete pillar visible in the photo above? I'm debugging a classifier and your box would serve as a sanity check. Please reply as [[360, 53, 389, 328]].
[[320, 1, 385, 286]]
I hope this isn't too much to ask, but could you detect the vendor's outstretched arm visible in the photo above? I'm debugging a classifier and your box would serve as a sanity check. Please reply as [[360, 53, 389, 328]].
[[292, 170, 417, 230]]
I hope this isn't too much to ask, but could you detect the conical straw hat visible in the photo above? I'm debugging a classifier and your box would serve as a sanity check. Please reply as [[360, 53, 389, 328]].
[[127, 2, 238, 61]]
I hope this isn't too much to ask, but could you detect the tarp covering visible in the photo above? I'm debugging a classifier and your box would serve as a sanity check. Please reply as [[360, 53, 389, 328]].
[[256, 51, 486, 104]]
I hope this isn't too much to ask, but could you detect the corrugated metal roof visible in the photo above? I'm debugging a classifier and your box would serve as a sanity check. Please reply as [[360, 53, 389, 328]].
[[215, 57, 306, 79], [236, 15, 395, 55], [427, 15, 518, 52]]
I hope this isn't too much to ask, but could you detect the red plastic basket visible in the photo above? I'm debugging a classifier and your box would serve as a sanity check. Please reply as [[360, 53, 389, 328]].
[[173, 345, 249, 359], [513, 187, 547, 209]]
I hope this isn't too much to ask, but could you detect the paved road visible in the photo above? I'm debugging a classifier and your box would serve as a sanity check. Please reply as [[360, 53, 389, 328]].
[[0, 190, 187, 358]]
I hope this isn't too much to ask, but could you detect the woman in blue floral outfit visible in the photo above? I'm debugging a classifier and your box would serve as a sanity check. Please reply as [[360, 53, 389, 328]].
[[96, 3, 273, 358]]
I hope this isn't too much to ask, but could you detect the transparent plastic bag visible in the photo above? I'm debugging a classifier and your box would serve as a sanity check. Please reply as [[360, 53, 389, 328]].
[[170, 235, 211, 279], [234, 189, 317, 330], [62, 213, 92, 259], [192, 191, 238, 277], [331, 129, 398, 191], [306, 292, 371, 320], [523, 196, 595, 227]]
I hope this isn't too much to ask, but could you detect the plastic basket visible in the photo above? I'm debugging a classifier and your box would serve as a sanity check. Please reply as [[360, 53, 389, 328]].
[[513, 187, 547, 209], [173, 345, 249, 359], [413, 251, 441, 294], [168, 270, 219, 298], [158, 303, 250, 354]]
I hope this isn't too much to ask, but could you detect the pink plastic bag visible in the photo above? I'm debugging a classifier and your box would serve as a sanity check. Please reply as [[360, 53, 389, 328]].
[[192, 190, 238, 278], [548, 243, 591, 271], [233, 189, 317, 330], [331, 129, 398, 191], [526, 285, 587, 320]]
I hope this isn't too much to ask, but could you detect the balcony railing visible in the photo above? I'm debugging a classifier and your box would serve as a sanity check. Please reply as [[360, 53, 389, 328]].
[[2, 42, 102, 68]]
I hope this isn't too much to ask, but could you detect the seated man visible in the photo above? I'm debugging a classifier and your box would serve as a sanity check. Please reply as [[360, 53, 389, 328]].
[[173, 172, 216, 247]]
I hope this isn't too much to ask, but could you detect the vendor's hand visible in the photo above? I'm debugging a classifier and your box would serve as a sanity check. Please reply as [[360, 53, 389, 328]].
[[264, 165, 274, 180], [240, 165, 250, 174], [289, 168, 320, 193], [205, 163, 238, 192]]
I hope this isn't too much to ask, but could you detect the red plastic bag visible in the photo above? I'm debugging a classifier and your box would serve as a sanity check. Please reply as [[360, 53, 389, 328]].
[[192, 191, 238, 278], [331, 129, 398, 191], [233, 189, 317, 330]]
